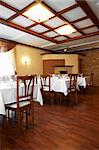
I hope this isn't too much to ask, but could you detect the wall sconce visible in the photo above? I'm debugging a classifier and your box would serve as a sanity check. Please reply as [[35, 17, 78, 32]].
[[22, 56, 30, 65]]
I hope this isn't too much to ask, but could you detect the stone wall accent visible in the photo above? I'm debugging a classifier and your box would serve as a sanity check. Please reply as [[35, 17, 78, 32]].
[[81, 49, 99, 86]]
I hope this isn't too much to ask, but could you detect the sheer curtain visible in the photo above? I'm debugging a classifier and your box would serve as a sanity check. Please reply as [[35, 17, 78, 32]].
[[0, 50, 15, 77]]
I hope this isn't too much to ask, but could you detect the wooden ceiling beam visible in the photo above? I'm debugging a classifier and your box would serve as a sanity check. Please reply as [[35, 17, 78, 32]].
[[0, 18, 58, 43], [42, 16, 89, 35], [48, 3, 78, 20], [7, 1, 36, 21], [42, 23, 70, 39], [26, 3, 78, 30], [26, 22, 70, 38], [55, 3, 78, 16], [0, 1, 18, 12], [2, 0, 84, 37], [42, 2, 85, 35], [70, 16, 88, 24], [0, 1, 61, 38], [75, 0, 99, 28], [80, 25, 96, 31], [58, 31, 99, 44], [25, 23, 37, 29], [0, 38, 61, 54]]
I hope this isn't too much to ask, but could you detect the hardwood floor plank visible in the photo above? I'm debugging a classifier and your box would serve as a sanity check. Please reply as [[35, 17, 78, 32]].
[[0, 87, 99, 150]]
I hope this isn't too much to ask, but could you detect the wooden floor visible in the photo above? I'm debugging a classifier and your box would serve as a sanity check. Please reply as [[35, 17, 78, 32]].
[[0, 87, 99, 150]]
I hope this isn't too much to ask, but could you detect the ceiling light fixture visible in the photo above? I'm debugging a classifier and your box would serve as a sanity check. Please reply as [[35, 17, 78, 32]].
[[55, 25, 76, 35], [64, 48, 67, 52], [23, 2, 54, 23]]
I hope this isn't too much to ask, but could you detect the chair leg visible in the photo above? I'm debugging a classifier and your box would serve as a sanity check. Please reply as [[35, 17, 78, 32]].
[[17, 111, 23, 132], [74, 91, 78, 105], [2, 115, 8, 128], [26, 110, 28, 127], [31, 104, 34, 127]]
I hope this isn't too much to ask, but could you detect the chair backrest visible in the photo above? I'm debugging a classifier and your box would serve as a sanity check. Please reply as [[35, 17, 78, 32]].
[[40, 75, 51, 91], [68, 74, 78, 92], [16, 75, 35, 108], [84, 73, 94, 86], [89, 73, 94, 86]]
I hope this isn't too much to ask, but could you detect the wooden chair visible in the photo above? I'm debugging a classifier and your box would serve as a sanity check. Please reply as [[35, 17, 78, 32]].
[[87, 73, 94, 86], [40, 75, 54, 104], [67, 74, 78, 105], [84, 73, 94, 94], [5, 75, 35, 130]]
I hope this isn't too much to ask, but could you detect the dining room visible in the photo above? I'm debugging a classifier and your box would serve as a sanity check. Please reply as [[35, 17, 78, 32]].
[[0, 0, 99, 149]]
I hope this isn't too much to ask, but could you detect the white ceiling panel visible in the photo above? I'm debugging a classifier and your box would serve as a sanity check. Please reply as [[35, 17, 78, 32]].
[[0, 0, 99, 52], [44, 0, 76, 12], [83, 27, 99, 34], [44, 17, 65, 28], [30, 25, 48, 33], [47, 35, 99, 50], [0, 5, 16, 20], [0, 23, 54, 47], [54, 36, 67, 41], [1, 0, 35, 10], [68, 32, 82, 38], [62, 7, 87, 21], [11, 16, 34, 27], [44, 31, 58, 38], [15, 33, 54, 47], [74, 19, 94, 28], [0, 23, 26, 40]]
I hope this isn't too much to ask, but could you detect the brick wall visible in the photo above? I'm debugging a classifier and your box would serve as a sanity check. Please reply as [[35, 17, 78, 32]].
[[81, 49, 99, 86]]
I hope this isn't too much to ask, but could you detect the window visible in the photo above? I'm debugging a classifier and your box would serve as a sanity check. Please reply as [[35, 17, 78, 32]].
[[0, 51, 15, 77]]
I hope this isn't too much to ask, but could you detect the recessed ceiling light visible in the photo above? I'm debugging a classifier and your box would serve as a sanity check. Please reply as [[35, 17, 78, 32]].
[[23, 3, 54, 23], [55, 25, 76, 35], [64, 48, 67, 52]]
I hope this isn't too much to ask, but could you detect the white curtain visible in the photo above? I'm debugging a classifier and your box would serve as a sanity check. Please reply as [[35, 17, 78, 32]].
[[0, 50, 15, 77]]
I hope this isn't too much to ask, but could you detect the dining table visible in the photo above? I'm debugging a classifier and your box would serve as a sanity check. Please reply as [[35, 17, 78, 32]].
[[0, 80, 43, 115], [44, 75, 87, 96]]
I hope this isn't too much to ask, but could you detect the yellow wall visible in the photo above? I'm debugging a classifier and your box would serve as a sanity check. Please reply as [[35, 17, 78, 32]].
[[15, 44, 45, 75], [42, 54, 79, 73], [15, 44, 79, 75]]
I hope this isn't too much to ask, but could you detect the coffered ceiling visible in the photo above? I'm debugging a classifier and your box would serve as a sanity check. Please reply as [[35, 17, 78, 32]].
[[0, 0, 99, 53]]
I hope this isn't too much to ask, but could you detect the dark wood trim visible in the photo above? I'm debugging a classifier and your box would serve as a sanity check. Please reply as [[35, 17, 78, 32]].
[[26, 3, 78, 30], [0, 38, 61, 54], [80, 25, 96, 30], [0, 1, 59, 36], [42, 2, 85, 35], [0, 0, 98, 45], [7, 1, 36, 21], [58, 31, 99, 44], [70, 16, 89, 24], [42, 24, 70, 39], [75, 0, 99, 29], [39, 16, 89, 36], [0, 18, 58, 43], [53, 65, 73, 67], [73, 47, 99, 53], [0, 1, 18, 12], [54, 4, 78, 17]]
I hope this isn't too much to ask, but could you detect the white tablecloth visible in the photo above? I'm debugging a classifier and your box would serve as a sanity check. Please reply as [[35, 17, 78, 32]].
[[77, 77, 86, 88], [0, 82, 43, 115], [46, 76, 87, 96]]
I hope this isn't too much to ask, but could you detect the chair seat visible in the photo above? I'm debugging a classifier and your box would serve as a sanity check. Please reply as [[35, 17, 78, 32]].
[[43, 85, 50, 91], [6, 100, 30, 109], [68, 89, 75, 92]]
